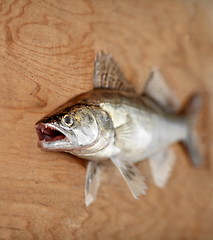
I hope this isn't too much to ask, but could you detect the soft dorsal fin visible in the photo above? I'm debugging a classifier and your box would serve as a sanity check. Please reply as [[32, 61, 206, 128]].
[[143, 68, 179, 112], [93, 52, 135, 92]]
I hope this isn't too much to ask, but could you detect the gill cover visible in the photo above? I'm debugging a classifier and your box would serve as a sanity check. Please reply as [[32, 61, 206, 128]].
[[69, 105, 99, 147]]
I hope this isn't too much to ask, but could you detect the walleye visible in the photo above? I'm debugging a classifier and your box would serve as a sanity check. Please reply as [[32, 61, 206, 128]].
[[35, 52, 203, 206]]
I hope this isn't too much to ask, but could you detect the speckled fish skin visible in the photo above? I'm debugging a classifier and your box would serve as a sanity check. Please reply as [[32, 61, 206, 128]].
[[37, 89, 185, 160], [35, 52, 203, 206]]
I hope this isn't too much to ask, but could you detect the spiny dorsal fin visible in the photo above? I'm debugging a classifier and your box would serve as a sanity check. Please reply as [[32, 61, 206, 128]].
[[93, 52, 135, 92], [143, 68, 179, 112]]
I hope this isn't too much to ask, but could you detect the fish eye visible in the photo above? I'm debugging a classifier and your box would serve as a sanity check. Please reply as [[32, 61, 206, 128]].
[[62, 114, 73, 126]]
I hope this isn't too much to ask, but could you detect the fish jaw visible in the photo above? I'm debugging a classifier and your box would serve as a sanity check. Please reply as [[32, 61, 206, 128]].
[[35, 122, 77, 151]]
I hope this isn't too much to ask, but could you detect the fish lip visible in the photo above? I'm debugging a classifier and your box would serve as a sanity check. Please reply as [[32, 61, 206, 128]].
[[35, 122, 70, 143]]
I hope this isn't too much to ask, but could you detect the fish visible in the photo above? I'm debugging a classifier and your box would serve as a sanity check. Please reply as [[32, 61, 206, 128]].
[[35, 52, 203, 206]]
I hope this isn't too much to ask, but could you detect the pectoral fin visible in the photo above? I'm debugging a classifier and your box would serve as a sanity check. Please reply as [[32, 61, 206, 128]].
[[93, 52, 135, 92], [111, 156, 147, 198], [85, 161, 103, 206], [144, 68, 179, 112], [149, 148, 176, 188], [115, 117, 133, 149]]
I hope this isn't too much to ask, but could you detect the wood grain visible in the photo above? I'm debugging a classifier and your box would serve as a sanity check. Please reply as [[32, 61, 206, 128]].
[[0, 0, 212, 239]]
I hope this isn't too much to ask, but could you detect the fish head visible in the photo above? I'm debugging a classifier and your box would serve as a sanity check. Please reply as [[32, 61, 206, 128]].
[[35, 105, 103, 152]]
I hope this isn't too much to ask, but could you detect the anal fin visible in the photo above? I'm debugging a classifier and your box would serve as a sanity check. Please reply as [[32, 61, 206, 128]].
[[111, 156, 147, 198], [149, 148, 176, 188]]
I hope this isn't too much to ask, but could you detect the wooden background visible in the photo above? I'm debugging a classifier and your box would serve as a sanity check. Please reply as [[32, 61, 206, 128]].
[[0, 0, 212, 239]]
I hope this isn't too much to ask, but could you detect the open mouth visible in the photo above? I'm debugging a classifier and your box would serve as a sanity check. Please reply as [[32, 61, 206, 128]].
[[36, 124, 66, 142]]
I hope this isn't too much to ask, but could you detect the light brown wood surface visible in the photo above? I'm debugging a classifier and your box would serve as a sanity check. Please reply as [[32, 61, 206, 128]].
[[0, 1, 212, 239]]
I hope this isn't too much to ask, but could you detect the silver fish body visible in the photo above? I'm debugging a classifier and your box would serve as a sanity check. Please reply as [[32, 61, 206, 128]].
[[35, 52, 203, 206], [54, 90, 186, 162]]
